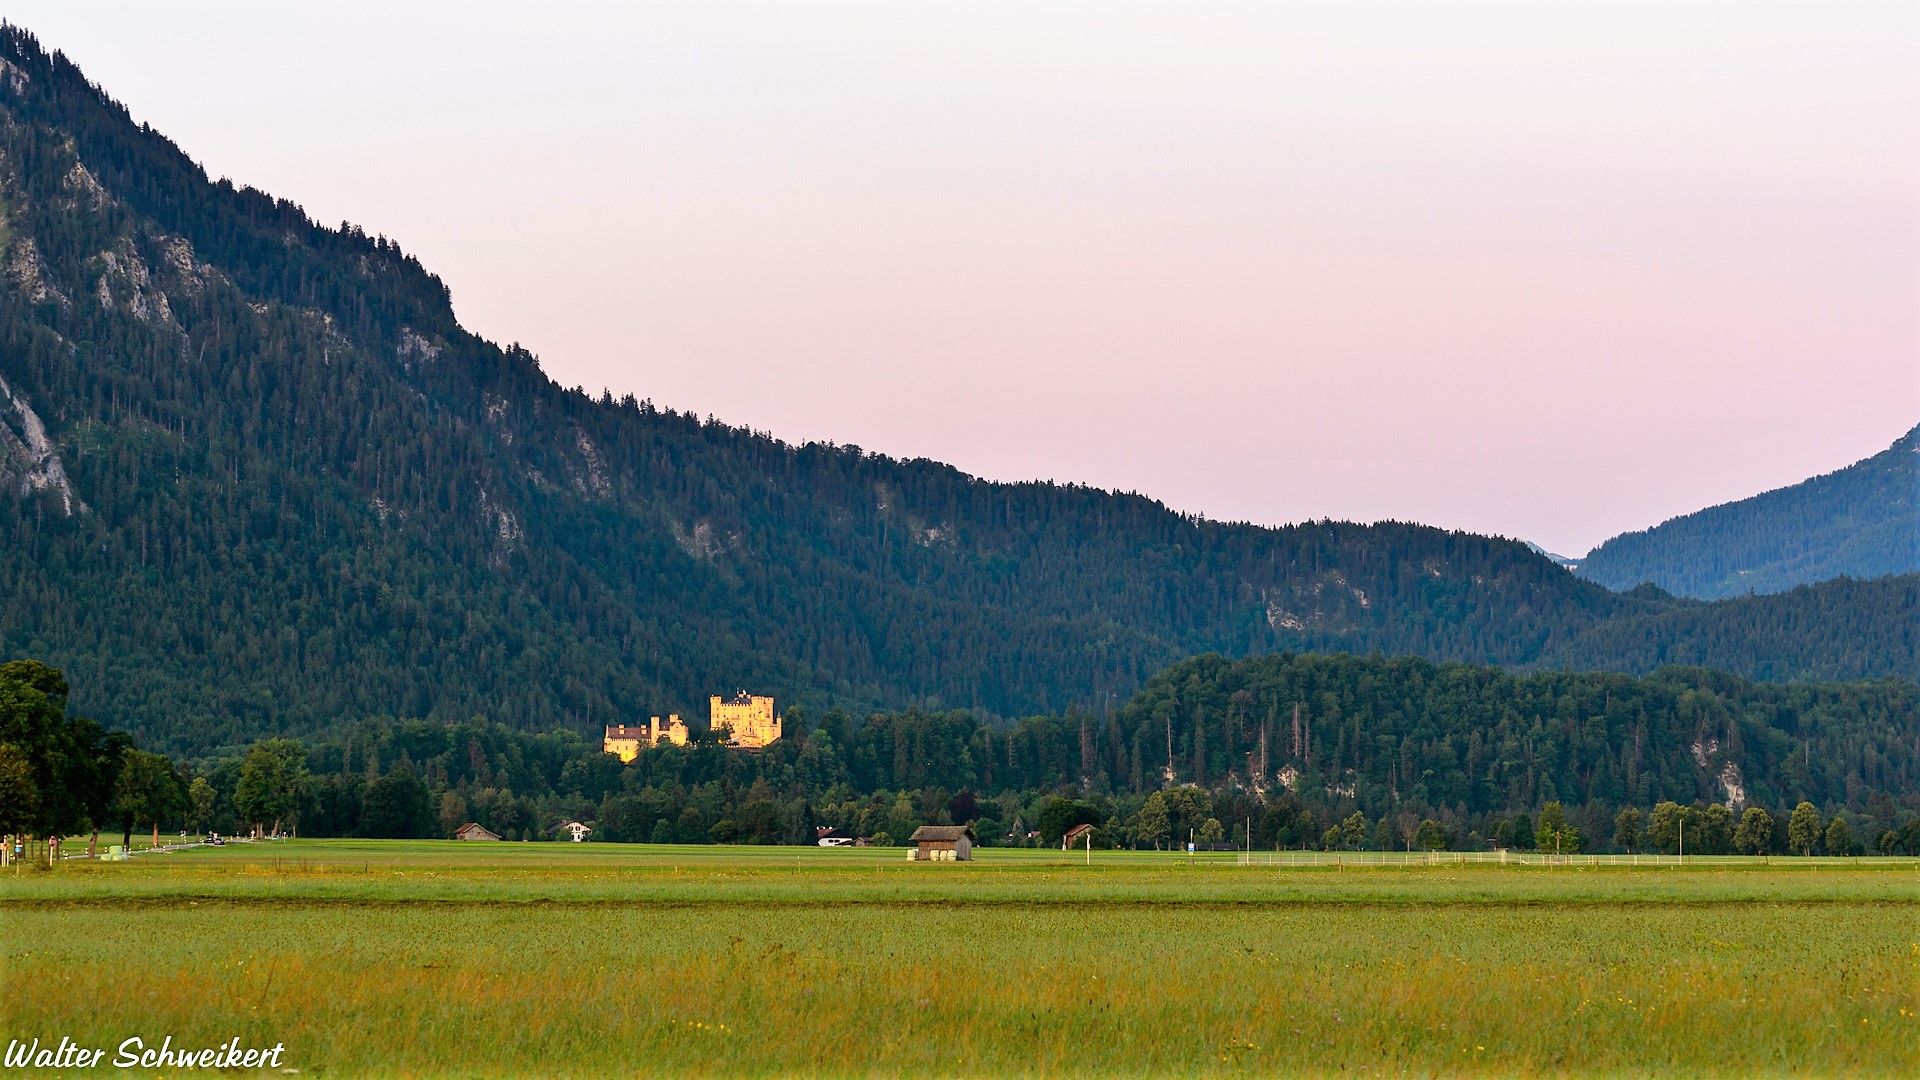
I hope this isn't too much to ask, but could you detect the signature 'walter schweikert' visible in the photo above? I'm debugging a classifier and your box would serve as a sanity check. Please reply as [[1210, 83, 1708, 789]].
[[5, 1035, 288, 1070]]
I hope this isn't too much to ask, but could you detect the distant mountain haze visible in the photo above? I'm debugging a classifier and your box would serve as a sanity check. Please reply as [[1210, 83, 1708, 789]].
[[1577, 426, 1919, 599], [0, 29, 1911, 754], [1525, 542, 1578, 568]]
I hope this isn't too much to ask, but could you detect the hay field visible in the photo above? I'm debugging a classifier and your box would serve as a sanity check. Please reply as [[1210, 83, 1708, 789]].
[[3, 842, 1917, 1076]]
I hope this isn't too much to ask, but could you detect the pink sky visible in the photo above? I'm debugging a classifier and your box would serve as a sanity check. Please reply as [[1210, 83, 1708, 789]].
[[11, 2, 1916, 555]]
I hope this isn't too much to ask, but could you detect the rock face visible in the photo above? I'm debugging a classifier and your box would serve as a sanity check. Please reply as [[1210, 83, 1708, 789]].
[[0, 372, 81, 515]]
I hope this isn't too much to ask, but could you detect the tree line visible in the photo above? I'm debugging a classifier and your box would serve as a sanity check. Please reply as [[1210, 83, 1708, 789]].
[[1, 659, 218, 861], [9, 653, 1915, 862]]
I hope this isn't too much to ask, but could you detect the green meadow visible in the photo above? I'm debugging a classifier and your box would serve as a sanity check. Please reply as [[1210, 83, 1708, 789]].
[[3, 843, 1918, 1077]]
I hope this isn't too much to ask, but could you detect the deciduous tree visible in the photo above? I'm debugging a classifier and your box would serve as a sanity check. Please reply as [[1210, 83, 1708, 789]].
[[233, 739, 311, 836], [1614, 806, 1644, 853], [110, 749, 187, 847], [1037, 797, 1102, 846], [1787, 802, 1821, 856], [0, 743, 38, 840], [1823, 816, 1854, 857], [1695, 804, 1733, 855], [1732, 807, 1773, 855], [438, 790, 469, 839], [1648, 801, 1687, 854], [186, 777, 216, 835], [1536, 802, 1581, 854], [1339, 811, 1369, 850], [1134, 792, 1170, 850]]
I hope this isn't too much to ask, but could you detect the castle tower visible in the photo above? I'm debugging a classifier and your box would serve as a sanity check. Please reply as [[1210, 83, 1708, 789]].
[[710, 692, 781, 749]]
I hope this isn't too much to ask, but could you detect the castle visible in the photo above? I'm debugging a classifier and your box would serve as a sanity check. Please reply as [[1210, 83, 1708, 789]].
[[711, 692, 782, 749], [602, 714, 688, 762], [601, 693, 782, 759]]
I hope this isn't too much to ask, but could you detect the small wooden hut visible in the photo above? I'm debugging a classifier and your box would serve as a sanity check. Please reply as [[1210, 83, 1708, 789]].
[[454, 822, 501, 841], [908, 825, 976, 862]]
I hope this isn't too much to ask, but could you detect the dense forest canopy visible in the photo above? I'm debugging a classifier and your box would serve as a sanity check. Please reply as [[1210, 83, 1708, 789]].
[[0, 27, 1913, 757], [1578, 425, 1918, 598], [13, 652, 1905, 858]]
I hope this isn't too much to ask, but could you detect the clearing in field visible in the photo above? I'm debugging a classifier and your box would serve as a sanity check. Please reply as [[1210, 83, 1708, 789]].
[[3, 842, 1917, 1076]]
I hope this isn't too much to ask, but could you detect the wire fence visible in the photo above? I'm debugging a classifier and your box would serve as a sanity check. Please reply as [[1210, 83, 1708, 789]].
[[1231, 850, 1920, 868]]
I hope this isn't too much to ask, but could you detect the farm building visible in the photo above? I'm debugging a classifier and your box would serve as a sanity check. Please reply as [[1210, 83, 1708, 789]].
[[1062, 823, 1096, 850], [454, 823, 501, 841], [908, 825, 976, 861]]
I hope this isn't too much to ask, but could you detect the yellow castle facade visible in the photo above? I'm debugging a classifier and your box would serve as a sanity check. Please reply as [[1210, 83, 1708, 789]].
[[602, 694, 781, 759], [711, 692, 782, 749], [602, 714, 688, 762]]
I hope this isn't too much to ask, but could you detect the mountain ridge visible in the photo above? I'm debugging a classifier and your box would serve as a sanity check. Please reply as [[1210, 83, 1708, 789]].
[[0, 26, 1911, 756], [1577, 426, 1919, 598]]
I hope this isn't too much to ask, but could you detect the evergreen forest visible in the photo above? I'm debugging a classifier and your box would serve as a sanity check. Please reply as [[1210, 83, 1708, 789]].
[[9, 654, 1916, 860], [1577, 425, 1918, 598], [0, 28, 1912, 770]]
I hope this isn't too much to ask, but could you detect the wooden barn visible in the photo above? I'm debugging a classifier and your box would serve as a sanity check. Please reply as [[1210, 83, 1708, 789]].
[[908, 825, 976, 862], [454, 822, 501, 841]]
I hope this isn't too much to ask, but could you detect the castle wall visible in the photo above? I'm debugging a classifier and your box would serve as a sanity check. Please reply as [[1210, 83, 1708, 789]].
[[710, 694, 782, 749]]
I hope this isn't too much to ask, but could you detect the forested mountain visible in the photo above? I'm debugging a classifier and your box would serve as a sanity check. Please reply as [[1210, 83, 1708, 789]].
[[0, 28, 1912, 755], [1539, 576, 1919, 683], [1577, 426, 1919, 598], [1100, 653, 1917, 829]]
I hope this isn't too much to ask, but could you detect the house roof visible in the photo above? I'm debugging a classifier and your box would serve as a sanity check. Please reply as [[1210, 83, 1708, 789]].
[[454, 822, 500, 839], [908, 825, 976, 843], [1063, 823, 1096, 839]]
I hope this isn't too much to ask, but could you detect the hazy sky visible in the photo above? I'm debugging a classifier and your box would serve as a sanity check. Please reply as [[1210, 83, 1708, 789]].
[[8, 2, 1915, 555]]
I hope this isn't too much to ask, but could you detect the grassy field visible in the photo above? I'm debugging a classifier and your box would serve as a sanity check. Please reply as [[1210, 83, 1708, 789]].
[[3, 842, 1917, 1077]]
